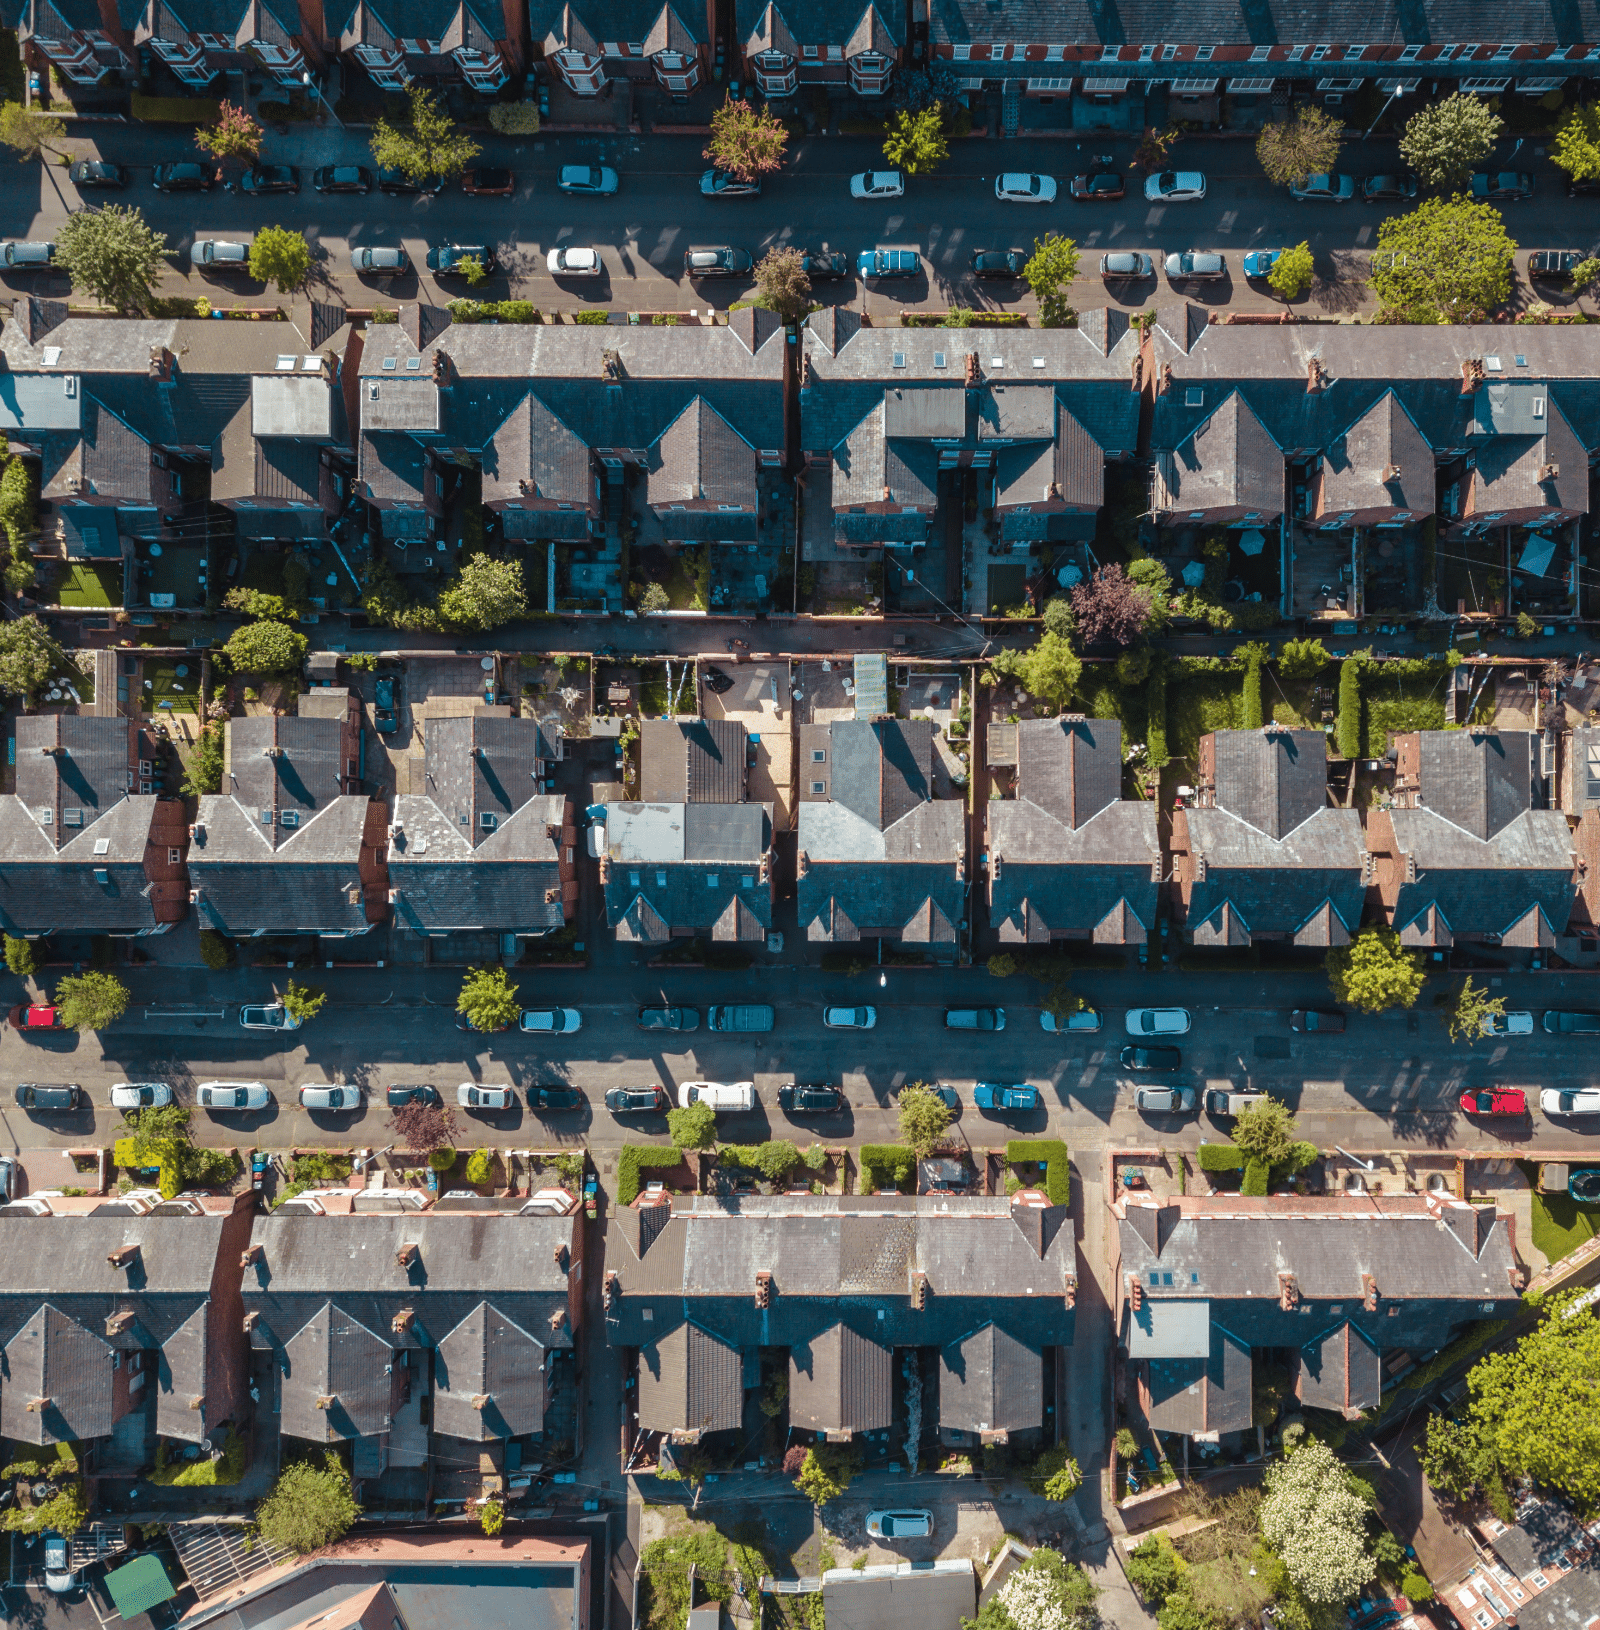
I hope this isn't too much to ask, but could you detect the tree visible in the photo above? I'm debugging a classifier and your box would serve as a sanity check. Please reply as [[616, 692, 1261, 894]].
[[437, 554, 525, 632], [249, 226, 311, 293], [224, 587, 296, 621], [389, 1100, 458, 1153], [882, 106, 948, 175], [1026, 1444, 1083, 1501], [988, 952, 1018, 977], [753, 1139, 800, 1182], [1023, 232, 1080, 329], [4, 934, 39, 978], [638, 582, 670, 613], [0, 615, 61, 701], [1041, 596, 1074, 640], [1232, 1097, 1299, 1167], [195, 101, 262, 166], [479, 1498, 504, 1536], [1553, 102, 1600, 183], [0, 103, 65, 159], [283, 979, 327, 1026], [1400, 93, 1503, 188], [1328, 929, 1425, 1014], [1268, 241, 1316, 301], [703, 96, 789, 183], [1447, 975, 1506, 1045], [1256, 108, 1344, 185], [456, 965, 520, 1032], [1126, 1537, 1182, 1605], [1368, 196, 1517, 323], [992, 1549, 1098, 1630], [1013, 631, 1082, 712], [183, 723, 225, 797], [55, 969, 128, 1031], [457, 254, 488, 287], [898, 1081, 953, 1156], [1420, 1413, 1498, 1505], [793, 1443, 860, 1507], [370, 86, 481, 184], [753, 246, 812, 320], [119, 1102, 194, 1167], [224, 619, 307, 675], [255, 1453, 361, 1555], [54, 205, 170, 314], [1070, 562, 1153, 646], [668, 1102, 717, 1150], [1575, 257, 1600, 308], [1126, 558, 1173, 633], [1260, 1438, 1376, 1607], [1277, 636, 1331, 679]]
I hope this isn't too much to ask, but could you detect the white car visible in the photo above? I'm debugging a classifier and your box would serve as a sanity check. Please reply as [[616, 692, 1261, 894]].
[[299, 1084, 362, 1111], [43, 1532, 74, 1593], [823, 1006, 876, 1029], [995, 172, 1057, 204], [520, 1007, 582, 1033], [196, 1081, 270, 1111], [851, 169, 904, 199], [1542, 1088, 1600, 1116], [190, 238, 250, 271], [111, 1082, 172, 1110], [240, 1003, 300, 1031], [867, 1509, 933, 1539], [547, 246, 602, 277], [459, 1083, 514, 1111], [1482, 1011, 1535, 1036], [1125, 1008, 1192, 1036], [1144, 170, 1207, 202], [678, 1080, 756, 1112]]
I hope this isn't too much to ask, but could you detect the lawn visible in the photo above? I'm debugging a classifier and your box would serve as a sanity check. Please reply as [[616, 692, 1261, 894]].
[[1361, 664, 1453, 758], [142, 660, 201, 715], [55, 561, 122, 608], [1168, 672, 1244, 767], [1525, 1173, 1600, 1263]]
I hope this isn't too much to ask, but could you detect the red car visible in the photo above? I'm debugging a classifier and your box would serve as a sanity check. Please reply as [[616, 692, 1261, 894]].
[[461, 167, 515, 196], [1459, 1088, 1527, 1117], [7, 1004, 62, 1032]]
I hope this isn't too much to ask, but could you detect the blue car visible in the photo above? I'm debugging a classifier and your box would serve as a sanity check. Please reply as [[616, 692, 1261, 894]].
[[973, 1083, 1039, 1113], [857, 247, 919, 279], [1242, 249, 1282, 279], [373, 675, 398, 733]]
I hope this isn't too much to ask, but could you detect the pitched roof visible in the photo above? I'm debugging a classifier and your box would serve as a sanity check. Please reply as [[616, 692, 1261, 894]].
[[788, 1322, 893, 1435], [1413, 729, 1543, 841], [432, 1301, 549, 1440], [1319, 391, 1434, 517], [939, 1322, 1042, 1434], [279, 1300, 396, 1443], [602, 802, 773, 938], [638, 1321, 743, 1436], [639, 719, 746, 803], [1210, 728, 1329, 840], [1158, 390, 1283, 515]]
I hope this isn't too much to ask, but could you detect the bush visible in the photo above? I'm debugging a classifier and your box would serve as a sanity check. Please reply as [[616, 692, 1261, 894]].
[[131, 93, 220, 122], [1401, 1571, 1433, 1604], [1197, 1143, 1247, 1171], [668, 1102, 717, 1150], [1241, 1158, 1270, 1196], [572, 309, 609, 324], [1337, 656, 1363, 759], [859, 1143, 916, 1193], [465, 1148, 492, 1185], [1126, 1535, 1181, 1606], [1146, 664, 1169, 766], [617, 1144, 684, 1206], [1242, 646, 1264, 729], [3, 933, 39, 978], [488, 102, 539, 133], [1006, 1139, 1070, 1205], [987, 952, 1018, 977], [428, 1145, 458, 1172], [198, 929, 232, 970]]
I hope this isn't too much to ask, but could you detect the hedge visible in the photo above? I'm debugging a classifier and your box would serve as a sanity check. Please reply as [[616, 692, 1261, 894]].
[[1337, 656, 1363, 759], [859, 1143, 916, 1193], [132, 93, 220, 122], [617, 1144, 684, 1206], [1241, 1158, 1270, 1196], [1146, 663, 1168, 767], [1006, 1140, 1070, 1206], [1197, 1142, 1246, 1171], [900, 310, 1028, 327], [1242, 649, 1264, 729]]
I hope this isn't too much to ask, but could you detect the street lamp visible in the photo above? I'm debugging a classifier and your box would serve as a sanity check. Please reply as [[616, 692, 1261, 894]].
[[303, 66, 342, 128]]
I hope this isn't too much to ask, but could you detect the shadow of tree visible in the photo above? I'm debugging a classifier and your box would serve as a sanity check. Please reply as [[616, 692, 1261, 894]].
[[1310, 248, 1368, 314]]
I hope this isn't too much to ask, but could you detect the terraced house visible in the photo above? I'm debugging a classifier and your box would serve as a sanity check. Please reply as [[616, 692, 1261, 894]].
[[530, 0, 711, 95]]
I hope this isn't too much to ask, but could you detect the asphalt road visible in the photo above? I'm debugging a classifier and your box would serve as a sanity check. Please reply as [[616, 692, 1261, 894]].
[[0, 127, 1594, 319]]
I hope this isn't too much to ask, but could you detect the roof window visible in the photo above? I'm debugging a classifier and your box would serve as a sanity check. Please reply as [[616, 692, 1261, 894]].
[[406, 357, 421, 371], [892, 352, 906, 368], [63, 808, 82, 826], [275, 355, 297, 371], [933, 352, 947, 368], [382, 357, 397, 371]]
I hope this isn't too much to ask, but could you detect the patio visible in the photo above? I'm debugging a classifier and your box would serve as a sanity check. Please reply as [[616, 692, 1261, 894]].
[[1290, 526, 1358, 620]]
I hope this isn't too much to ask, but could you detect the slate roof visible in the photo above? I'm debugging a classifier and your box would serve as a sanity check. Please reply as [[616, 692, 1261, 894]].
[[1515, 1564, 1600, 1630], [1141, 1323, 1253, 1436], [602, 802, 773, 939], [646, 396, 758, 513], [1294, 1320, 1382, 1415], [639, 719, 746, 803], [1319, 391, 1434, 518], [1468, 389, 1588, 517], [738, 0, 900, 50], [638, 1321, 742, 1436], [432, 1301, 549, 1440], [1491, 1502, 1591, 1579], [1156, 391, 1284, 517], [529, 0, 703, 54], [788, 1322, 893, 1435], [939, 1322, 1043, 1435], [1414, 729, 1543, 841], [1211, 728, 1328, 840]]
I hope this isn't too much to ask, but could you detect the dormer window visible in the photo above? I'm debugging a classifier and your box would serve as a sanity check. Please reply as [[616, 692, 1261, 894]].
[[280, 810, 299, 828], [63, 808, 82, 826], [480, 812, 499, 831]]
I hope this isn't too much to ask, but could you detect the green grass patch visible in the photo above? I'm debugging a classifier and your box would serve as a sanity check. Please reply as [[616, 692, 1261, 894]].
[[1362, 667, 1450, 758], [617, 1144, 684, 1207], [149, 1426, 245, 1485], [1005, 1140, 1069, 1206], [143, 661, 200, 715], [1168, 672, 1244, 766], [1526, 1177, 1600, 1263], [55, 561, 121, 608], [859, 1144, 916, 1193], [131, 93, 220, 122]]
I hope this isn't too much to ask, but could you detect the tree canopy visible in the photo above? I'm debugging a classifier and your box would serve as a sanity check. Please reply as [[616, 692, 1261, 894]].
[[1268, 241, 1316, 301], [0, 615, 64, 700], [1070, 562, 1155, 646], [1231, 1097, 1299, 1167], [1260, 1438, 1376, 1607], [1368, 196, 1517, 323], [370, 86, 481, 183], [793, 1443, 859, 1507], [1446, 974, 1506, 1045], [54, 205, 170, 313], [1256, 108, 1344, 186], [282, 979, 326, 1025], [1420, 1413, 1500, 1505], [882, 106, 948, 174], [1554, 102, 1600, 183], [0, 103, 65, 158], [1399, 93, 1502, 187], [195, 101, 262, 165], [224, 619, 307, 675], [703, 96, 788, 182], [1015, 631, 1083, 712], [1327, 928, 1425, 1014], [753, 246, 812, 319], [897, 1082, 953, 1156], [456, 966, 520, 1032], [255, 1454, 361, 1554], [979, 1548, 1098, 1630], [249, 226, 311, 293], [437, 554, 526, 631], [1023, 232, 1080, 329], [667, 1101, 717, 1150], [54, 970, 129, 1030]]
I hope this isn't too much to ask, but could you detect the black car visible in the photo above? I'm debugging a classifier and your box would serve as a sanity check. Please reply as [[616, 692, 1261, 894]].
[[778, 1083, 845, 1114], [462, 167, 515, 196], [426, 243, 497, 276], [1544, 1010, 1600, 1033], [386, 1083, 442, 1107], [1069, 169, 1125, 200], [528, 1085, 583, 1112], [971, 249, 1027, 278], [1529, 250, 1583, 284], [378, 167, 446, 194], [1570, 176, 1600, 198], [15, 1084, 80, 1111], [637, 1006, 701, 1031], [69, 159, 124, 189], [605, 1086, 666, 1113], [703, 666, 734, 694], [1120, 1045, 1182, 1071], [152, 163, 212, 193], [313, 165, 373, 194], [240, 165, 300, 195], [1360, 173, 1417, 202], [684, 246, 753, 279], [799, 248, 849, 280]]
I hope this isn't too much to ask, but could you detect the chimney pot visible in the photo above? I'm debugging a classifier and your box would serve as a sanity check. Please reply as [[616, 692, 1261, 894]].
[[392, 1307, 415, 1334], [241, 1244, 263, 1268], [396, 1242, 419, 1269], [549, 1309, 565, 1334], [25, 1397, 48, 1413], [604, 1270, 620, 1307], [911, 1270, 927, 1310], [315, 1395, 335, 1410], [107, 1243, 138, 1270], [1278, 1271, 1300, 1311], [1064, 1272, 1077, 1309], [104, 1310, 136, 1336], [188, 1394, 204, 1411], [1362, 1272, 1379, 1312], [471, 1394, 490, 1410], [243, 1311, 260, 1331]]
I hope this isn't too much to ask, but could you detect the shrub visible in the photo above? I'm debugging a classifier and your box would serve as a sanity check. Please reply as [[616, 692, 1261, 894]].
[[428, 1145, 458, 1172], [668, 1102, 717, 1150], [1197, 1143, 1247, 1171], [1401, 1571, 1433, 1603], [1242, 1158, 1271, 1196], [1027, 1443, 1083, 1499], [3, 933, 39, 977], [480, 1498, 505, 1535], [465, 1148, 492, 1185], [859, 1143, 916, 1193], [198, 929, 231, 970], [1114, 1427, 1138, 1460], [1005, 1139, 1070, 1205], [617, 1144, 684, 1206], [488, 102, 539, 133], [1337, 656, 1363, 759], [987, 952, 1018, 977], [1146, 663, 1169, 766], [1242, 646, 1264, 729], [571, 309, 609, 324]]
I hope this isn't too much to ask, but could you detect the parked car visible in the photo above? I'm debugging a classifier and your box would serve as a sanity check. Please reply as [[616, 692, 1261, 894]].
[[528, 1085, 583, 1111], [973, 1083, 1039, 1112], [868, 1510, 933, 1539], [1041, 1006, 1101, 1032], [8, 1004, 61, 1031], [851, 170, 904, 199], [1542, 1087, 1600, 1115], [110, 1082, 172, 1110], [378, 167, 444, 194], [1144, 170, 1206, 202], [605, 1086, 668, 1114], [1070, 169, 1124, 200], [547, 246, 602, 277], [971, 248, 1027, 278], [428, 243, 497, 276], [458, 1084, 514, 1112], [799, 249, 849, 280], [2, 242, 55, 269], [1368, 250, 1410, 273], [373, 674, 398, 732], [519, 1007, 582, 1033], [0, 1158, 16, 1201], [558, 164, 619, 194], [1135, 1085, 1196, 1113], [386, 1083, 441, 1107], [1483, 1011, 1534, 1036], [43, 1531, 74, 1594], [1459, 1088, 1527, 1116], [684, 246, 753, 278], [1570, 1169, 1600, 1202], [239, 165, 300, 195], [995, 172, 1057, 204], [240, 1003, 299, 1031], [700, 168, 760, 197], [1291, 1009, 1346, 1033], [1545, 1010, 1600, 1033], [299, 1084, 361, 1111], [1471, 172, 1534, 200], [1360, 173, 1417, 202], [1289, 173, 1355, 202], [708, 1004, 774, 1032], [152, 162, 213, 192], [637, 1006, 700, 1031], [1529, 250, 1583, 284], [1100, 251, 1154, 279], [196, 1081, 269, 1110], [857, 246, 919, 279], [458, 1009, 511, 1032], [945, 1006, 1004, 1031], [917, 1082, 961, 1112], [14, 1084, 80, 1111], [69, 159, 125, 189], [352, 245, 410, 276], [1122, 1046, 1182, 1072], [1569, 175, 1600, 198], [1205, 1089, 1265, 1116], [703, 666, 735, 693], [823, 1005, 876, 1029], [1242, 248, 1283, 279], [1126, 1008, 1191, 1036], [190, 238, 251, 272], [462, 167, 515, 195], [678, 1081, 756, 1112], [312, 165, 372, 194], [1166, 250, 1225, 281], [778, 1083, 845, 1114]]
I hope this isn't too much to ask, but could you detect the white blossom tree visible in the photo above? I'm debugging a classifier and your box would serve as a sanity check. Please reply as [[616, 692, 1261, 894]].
[[995, 1549, 1098, 1630], [1260, 1438, 1376, 1605]]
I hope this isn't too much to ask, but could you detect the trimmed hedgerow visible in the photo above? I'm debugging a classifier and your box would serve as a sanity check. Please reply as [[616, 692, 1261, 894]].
[[859, 1144, 916, 1193], [1241, 1159, 1271, 1196], [1006, 1139, 1070, 1206], [1197, 1142, 1247, 1172], [617, 1145, 684, 1207]]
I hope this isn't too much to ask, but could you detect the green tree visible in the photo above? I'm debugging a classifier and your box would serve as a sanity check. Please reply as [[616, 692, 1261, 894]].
[[754, 1139, 800, 1182], [1260, 1437, 1376, 1607], [988, 952, 1018, 977], [54, 204, 170, 314], [479, 1498, 504, 1536], [283, 979, 327, 1026], [1420, 1413, 1498, 1504], [456, 965, 520, 1032], [183, 723, 225, 797], [3, 934, 39, 978], [224, 587, 296, 621], [753, 245, 812, 320], [668, 1101, 717, 1150], [437, 554, 525, 631], [1327, 928, 1425, 1015], [1399, 93, 1502, 188], [1277, 636, 1331, 679], [1369, 196, 1517, 323], [224, 619, 307, 675], [638, 582, 671, 613], [985, 1548, 1098, 1630], [1041, 595, 1074, 640], [1016, 631, 1083, 712], [465, 1147, 493, 1185], [1125, 1536, 1182, 1605], [0, 615, 61, 700], [1127, 558, 1173, 633], [249, 226, 311, 293], [1256, 108, 1344, 186], [898, 1081, 953, 1156], [55, 969, 128, 1030], [456, 254, 487, 286], [1575, 257, 1600, 308], [1447, 974, 1506, 1045], [1023, 232, 1080, 329], [119, 1101, 194, 1167], [703, 96, 789, 183], [199, 929, 232, 970], [1268, 240, 1316, 301], [1553, 102, 1600, 183], [1026, 1444, 1083, 1501], [0, 102, 65, 159], [793, 1443, 860, 1507], [370, 86, 481, 184], [255, 1453, 360, 1555], [195, 101, 262, 165], [882, 105, 948, 175], [1232, 1097, 1299, 1167]]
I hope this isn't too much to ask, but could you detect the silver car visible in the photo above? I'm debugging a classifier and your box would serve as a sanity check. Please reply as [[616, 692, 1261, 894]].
[[1136, 1086, 1197, 1114], [1100, 251, 1153, 280], [558, 164, 619, 194], [196, 1081, 270, 1111], [459, 1083, 514, 1111], [1125, 1008, 1192, 1036], [1165, 251, 1225, 281], [299, 1084, 361, 1111], [3, 241, 55, 267], [190, 238, 250, 271], [1541, 1087, 1600, 1116], [111, 1082, 172, 1110], [822, 1006, 877, 1029]]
